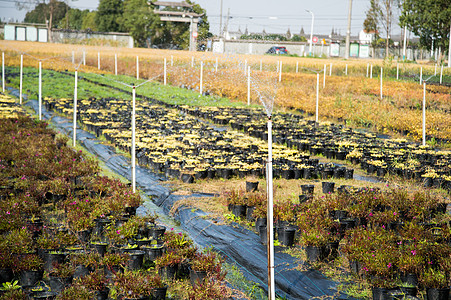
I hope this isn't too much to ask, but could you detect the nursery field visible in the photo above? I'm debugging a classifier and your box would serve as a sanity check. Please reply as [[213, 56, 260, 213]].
[[0, 40, 451, 300], [1, 40, 451, 143]]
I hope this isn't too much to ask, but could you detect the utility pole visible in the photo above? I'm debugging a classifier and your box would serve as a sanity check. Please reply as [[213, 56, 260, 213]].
[[225, 8, 230, 38], [345, 0, 353, 59], [448, 22, 451, 67], [219, 0, 223, 37]]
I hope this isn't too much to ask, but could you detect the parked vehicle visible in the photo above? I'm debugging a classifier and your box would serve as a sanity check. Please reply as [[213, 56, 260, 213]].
[[266, 46, 288, 54]]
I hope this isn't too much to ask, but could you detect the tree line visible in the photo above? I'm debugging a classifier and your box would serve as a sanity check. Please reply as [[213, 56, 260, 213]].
[[20, 0, 210, 49], [363, 0, 450, 61]]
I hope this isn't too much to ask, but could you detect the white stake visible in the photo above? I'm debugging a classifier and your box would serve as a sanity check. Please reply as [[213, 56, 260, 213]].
[[345, 64, 348, 76], [247, 66, 251, 106], [396, 63, 399, 80], [38, 61, 42, 120], [191, 56, 194, 68], [171, 55, 173, 66], [380, 67, 383, 99], [316, 73, 319, 122], [131, 86, 136, 193], [323, 64, 326, 88], [83, 51, 85, 66], [1, 52, 4, 93], [97, 52, 100, 70], [71, 51, 74, 64], [329, 63, 332, 76], [422, 82, 426, 146], [266, 117, 275, 300], [199, 61, 203, 95], [279, 61, 282, 82], [260, 60, 262, 71], [370, 64, 373, 79], [440, 65, 443, 84], [136, 56, 139, 80], [164, 58, 167, 85], [19, 54, 23, 104], [215, 57, 218, 72], [420, 67, 422, 85], [73, 70, 78, 147], [296, 61, 299, 73], [115, 54, 117, 76]]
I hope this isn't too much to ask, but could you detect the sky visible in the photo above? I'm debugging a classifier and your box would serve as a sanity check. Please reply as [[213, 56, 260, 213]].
[[0, 0, 402, 37]]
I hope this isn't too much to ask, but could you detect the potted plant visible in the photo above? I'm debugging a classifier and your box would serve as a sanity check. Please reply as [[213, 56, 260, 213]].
[[102, 253, 127, 278], [155, 251, 183, 280], [114, 270, 152, 300], [48, 262, 75, 293], [56, 283, 93, 300], [420, 268, 450, 300], [0, 280, 27, 300], [189, 249, 224, 286], [15, 254, 44, 288], [78, 269, 110, 300]]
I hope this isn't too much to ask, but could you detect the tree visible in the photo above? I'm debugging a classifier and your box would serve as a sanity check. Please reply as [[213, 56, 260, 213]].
[[400, 0, 451, 62], [58, 8, 90, 30], [81, 12, 98, 31], [120, 0, 155, 47], [95, 0, 125, 32], [363, 0, 379, 34], [23, 0, 68, 27], [363, 0, 400, 57]]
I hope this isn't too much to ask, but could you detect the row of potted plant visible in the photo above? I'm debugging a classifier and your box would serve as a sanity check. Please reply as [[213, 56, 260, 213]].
[[223, 181, 450, 299], [42, 96, 355, 183], [0, 105, 233, 299]]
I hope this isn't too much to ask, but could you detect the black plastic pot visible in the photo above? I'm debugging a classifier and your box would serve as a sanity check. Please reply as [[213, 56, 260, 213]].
[[31, 291, 58, 300], [305, 245, 326, 262], [95, 289, 109, 300], [322, 182, 335, 194], [278, 227, 296, 247], [426, 287, 450, 300], [344, 168, 354, 179], [76, 229, 92, 244], [300, 184, 314, 195], [124, 249, 145, 271], [399, 286, 417, 297], [94, 218, 112, 237], [0, 268, 13, 284], [151, 285, 168, 300], [159, 264, 178, 280], [371, 287, 391, 300], [246, 206, 255, 221], [181, 173, 194, 183], [259, 226, 267, 245], [245, 181, 259, 192], [90, 242, 108, 257], [19, 269, 44, 287], [189, 268, 207, 286], [44, 252, 67, 272], [152, 226, 166, 239], [232, 205, 246, 218], [48, 275, 72, 293], [255, 218, 267, 232], [141, 245, 164, 262]]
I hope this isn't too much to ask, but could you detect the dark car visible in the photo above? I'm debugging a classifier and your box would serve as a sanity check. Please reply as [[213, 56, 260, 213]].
[[266, 46, 288, 55]]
